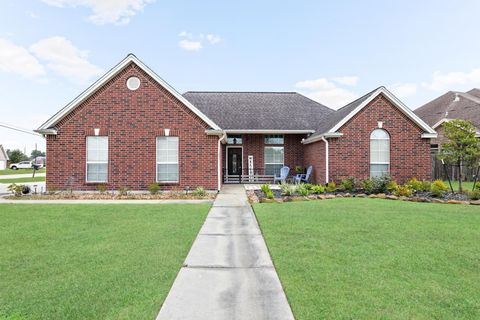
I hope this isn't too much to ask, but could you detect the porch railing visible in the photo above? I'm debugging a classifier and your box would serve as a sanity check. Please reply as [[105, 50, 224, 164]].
[[223, 168, 274, 184]]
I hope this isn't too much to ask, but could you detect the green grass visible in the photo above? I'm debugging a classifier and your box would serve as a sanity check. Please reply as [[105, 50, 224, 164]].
[[444, 180, 477, 192], [0, 176, 45, 184], [254, 199, 480, 319], [0, 168, 45, 175], [0, 204, 210, 320]]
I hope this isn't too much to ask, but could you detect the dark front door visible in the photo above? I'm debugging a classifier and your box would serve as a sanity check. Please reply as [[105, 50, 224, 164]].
[[227, 148, 242, 175]]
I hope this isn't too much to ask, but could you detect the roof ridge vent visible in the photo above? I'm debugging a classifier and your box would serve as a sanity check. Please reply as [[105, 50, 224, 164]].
[[454, 93, 460, 102]]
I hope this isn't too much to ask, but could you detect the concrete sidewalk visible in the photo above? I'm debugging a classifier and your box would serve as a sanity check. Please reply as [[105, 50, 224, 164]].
[[156, 185, 294, 320], [0, 173, 46, 180]]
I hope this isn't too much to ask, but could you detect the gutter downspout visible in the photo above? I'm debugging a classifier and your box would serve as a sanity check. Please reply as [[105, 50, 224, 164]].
[[217, 131, 227, 191], [321, 136, 329, 183]]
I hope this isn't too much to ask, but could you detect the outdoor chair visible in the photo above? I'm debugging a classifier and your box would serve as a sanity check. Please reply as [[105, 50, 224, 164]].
[[274, 166, 290, 184], [294, 165, 313, 184]]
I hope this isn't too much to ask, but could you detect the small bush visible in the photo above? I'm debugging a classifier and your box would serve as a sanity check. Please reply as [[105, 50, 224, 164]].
[[47, 186, 58, 195], [406, 178, 423, 192], [311, 184, 325, 194], [386, 180, 398, 193], [297, 184, 311, 196], [420, 180, 431, 192], [261, 184, 271, 195], [363, 176, 391, 194], [265, 190, 274, 199], [7, 183, 23, 197], [96, 184, 107, 194], [468, 188, 480, 200], [326, 181, 336, 193], [118, 186, 130, 196], [303, 183, 314, 191], [339, 177, 356, 192], [394, 185, 413, 197], [430, 180, 448, 197], [148, 183, 160, 195], [280, 183, 296, 196], [193, 186, 207, 197]]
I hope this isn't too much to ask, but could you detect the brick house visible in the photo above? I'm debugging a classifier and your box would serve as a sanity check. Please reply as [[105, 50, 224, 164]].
[[414, 89, 480, 152], [36, 54, 437, 191]]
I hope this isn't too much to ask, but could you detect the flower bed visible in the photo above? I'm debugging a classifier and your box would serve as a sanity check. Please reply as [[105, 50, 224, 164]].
[[249, 177, 480, 206]]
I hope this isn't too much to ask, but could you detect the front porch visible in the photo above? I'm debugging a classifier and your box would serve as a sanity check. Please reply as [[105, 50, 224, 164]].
[[221, 133, 307, 184]]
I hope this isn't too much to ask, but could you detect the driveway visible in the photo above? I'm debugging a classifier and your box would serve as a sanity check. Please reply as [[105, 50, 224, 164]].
[[156, 184, 294, 320]]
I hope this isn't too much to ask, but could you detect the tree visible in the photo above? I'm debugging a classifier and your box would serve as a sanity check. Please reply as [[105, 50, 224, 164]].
[[7, 149, 29, 164], [31, 150, 46, 159], [439, 119, 480, 192]]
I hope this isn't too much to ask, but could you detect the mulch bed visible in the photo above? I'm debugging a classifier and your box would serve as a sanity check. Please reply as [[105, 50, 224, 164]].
[[6, 192, 216, 201]]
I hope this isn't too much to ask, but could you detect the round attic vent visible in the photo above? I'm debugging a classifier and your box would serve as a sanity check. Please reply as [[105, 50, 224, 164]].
[[126, 76, 140, 90]]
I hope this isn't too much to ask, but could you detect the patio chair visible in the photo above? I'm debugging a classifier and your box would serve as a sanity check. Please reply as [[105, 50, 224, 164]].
[[273, 166, 290, 184], [294, 165, 313, 184]]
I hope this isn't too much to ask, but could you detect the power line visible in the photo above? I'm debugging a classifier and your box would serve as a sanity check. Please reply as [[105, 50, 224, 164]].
[[0, 122, 43, 137]]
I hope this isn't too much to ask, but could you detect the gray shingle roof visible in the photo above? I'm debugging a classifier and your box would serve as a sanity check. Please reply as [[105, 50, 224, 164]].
[[182, 92, 334, 130], [414, 90, 480, 129], [307, 87, 380, 139]]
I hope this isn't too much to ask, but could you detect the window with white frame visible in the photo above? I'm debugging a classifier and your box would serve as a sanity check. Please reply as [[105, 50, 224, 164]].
[[227, 134, 242, 145], [156, 137, 179, 182], [265, 146, 284, 175], [86, 136, 108, 182], [370, 129, 390, 177], [264, 134, 284, 144]]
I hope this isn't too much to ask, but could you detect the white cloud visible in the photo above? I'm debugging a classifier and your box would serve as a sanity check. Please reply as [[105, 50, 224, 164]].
[[41, 0, 155, 25], [0, 38, 46, 79], [295, 77, 357, 109], [178, 31, 221, 51], [332, 76, 359, 86], [389, 83, 417, 98], [178, 39, 203, 51], [206, 34, 221, 44], [29, 36, 103, 84], [422, 68, 480, 91]]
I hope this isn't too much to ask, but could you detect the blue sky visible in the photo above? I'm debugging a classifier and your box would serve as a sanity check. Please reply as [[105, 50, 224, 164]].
[[1, 0, 480, 153]]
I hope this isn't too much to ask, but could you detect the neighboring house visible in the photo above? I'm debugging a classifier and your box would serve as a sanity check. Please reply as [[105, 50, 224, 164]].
[[0, 145, 9, 170], [36, 54, 437, 191], [414, 89, 480, 152]]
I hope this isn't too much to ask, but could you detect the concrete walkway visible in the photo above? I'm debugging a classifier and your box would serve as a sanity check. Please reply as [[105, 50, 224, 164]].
[[156, 185, 294, 320]]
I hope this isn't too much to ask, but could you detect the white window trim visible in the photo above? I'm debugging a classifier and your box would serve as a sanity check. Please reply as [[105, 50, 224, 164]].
[[86, 136, 108, 183], [156, 136, 179, 184], [264, 146, 284, 175], [370, 130, 390, 177]]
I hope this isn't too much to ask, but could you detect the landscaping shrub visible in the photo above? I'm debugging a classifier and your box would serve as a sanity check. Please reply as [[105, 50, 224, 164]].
[[261, 184, 274, 199], [148, 183, 160, 195], [420, 180, 432, 192], [363, 176, 391, 194], [118, 186, 130, 196], [303, 183, 314, 191], [297, 184, 311, 196], [394, 184, 413, 197], [469, 188, 480, 200], [280, 183, 296, 196], [339, 177, 356, 192], [386, 180, 398, 193], [311, 184, 325, 194], [193, 186, 207, 197], [326, 181, 336, 193], [406, 178, 423, 192], [96, 184, 107, 194], [430, 180, 448, 197], [7, 183, 23, 197]]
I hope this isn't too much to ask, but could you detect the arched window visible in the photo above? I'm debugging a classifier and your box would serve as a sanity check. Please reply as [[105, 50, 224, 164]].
[[370, 129, 390, 177]]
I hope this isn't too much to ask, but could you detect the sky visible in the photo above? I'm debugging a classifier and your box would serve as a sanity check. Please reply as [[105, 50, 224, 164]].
[[1, 0, 480, 154]]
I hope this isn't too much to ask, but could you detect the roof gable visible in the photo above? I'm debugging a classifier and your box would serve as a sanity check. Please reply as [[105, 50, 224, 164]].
[[304, 87, 436, 143], [36, 54, 221, 134]]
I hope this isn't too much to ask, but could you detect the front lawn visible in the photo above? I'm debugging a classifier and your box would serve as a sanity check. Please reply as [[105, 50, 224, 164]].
[[0, 204, 209, 320], [0, 176, 45, 184], [0, 168, 45, 175], [254, 199, 480, 319]]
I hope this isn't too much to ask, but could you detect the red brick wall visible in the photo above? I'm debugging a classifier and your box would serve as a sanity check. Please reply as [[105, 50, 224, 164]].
[[222, 134, 306, 175], [304, 140, 326, 184], [327, 94, 431, 184], [46, 62, 219, 191]]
